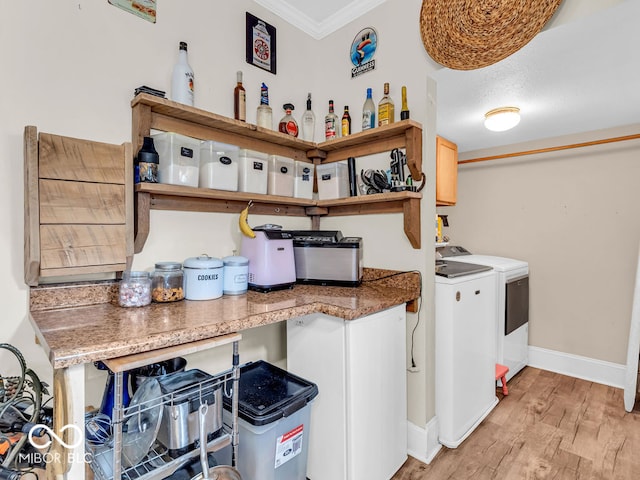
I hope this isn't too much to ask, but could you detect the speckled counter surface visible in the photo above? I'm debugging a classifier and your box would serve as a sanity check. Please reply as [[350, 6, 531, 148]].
[[29, 268, 421, 369]]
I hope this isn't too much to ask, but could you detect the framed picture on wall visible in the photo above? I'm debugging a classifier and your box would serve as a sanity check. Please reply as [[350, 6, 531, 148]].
[[246, 12, 277, 74]]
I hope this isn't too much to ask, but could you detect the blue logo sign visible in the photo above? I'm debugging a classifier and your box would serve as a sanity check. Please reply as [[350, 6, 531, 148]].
[[350, 27, 377, 77]]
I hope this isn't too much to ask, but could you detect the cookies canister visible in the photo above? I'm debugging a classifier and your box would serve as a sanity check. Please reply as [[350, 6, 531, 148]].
[[183, 255, 224, 300], [222, 256, 249, 295]]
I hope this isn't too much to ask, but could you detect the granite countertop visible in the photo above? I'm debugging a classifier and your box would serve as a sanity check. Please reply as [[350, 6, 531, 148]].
[[29, 268, 421, 369]]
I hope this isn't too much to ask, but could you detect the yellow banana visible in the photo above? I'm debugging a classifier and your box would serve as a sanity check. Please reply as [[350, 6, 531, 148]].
[[239, 201, 256, 238]]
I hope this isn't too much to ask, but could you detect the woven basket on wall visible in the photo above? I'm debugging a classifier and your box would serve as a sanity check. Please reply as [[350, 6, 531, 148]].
[[420, 0, 563, 70]]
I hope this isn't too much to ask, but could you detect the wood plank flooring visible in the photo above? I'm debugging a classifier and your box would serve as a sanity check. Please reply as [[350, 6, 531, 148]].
[[392, 367, 640, 480]]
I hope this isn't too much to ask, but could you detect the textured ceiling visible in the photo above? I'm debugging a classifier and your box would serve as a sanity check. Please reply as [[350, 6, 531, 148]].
[[432, 0, 640, 152]]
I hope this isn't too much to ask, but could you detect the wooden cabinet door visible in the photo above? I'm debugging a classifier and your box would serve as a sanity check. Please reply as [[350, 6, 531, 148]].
[[436, 136, 458, 206]]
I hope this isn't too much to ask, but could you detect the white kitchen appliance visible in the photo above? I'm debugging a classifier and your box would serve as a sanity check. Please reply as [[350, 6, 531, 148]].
[[437, 246, 529, 381], [435, 267, 498, 448], [240, 224, 296, 292], [286, 305, 407, 480]]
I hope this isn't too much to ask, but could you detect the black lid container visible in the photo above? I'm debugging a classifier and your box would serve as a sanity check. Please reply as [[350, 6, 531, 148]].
[[137, 136, 159, 183], [223, 360, 318, 426]]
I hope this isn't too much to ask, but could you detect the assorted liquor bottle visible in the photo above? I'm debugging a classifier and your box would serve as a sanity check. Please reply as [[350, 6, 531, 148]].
[[168, 42, 410, 143]]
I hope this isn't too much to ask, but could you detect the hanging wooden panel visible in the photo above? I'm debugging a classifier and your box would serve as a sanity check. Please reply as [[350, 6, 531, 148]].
[[24, 126, 133, 285]]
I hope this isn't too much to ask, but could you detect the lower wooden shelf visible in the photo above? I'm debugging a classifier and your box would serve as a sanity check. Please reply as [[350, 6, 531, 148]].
[[134, 184, 422, 252]]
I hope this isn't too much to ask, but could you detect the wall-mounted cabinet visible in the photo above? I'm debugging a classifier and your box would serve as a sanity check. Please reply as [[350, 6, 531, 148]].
[[131, 94, 424, 251], [436, 135, 458, 206]]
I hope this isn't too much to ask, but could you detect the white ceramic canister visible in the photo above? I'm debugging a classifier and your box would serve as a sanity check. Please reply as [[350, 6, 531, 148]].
[[222, 256, 249, 295], [183, 255, 224, 300]]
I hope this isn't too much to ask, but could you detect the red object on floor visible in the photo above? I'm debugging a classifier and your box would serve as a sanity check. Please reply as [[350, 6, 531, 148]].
[[495, 363, 509, 395]]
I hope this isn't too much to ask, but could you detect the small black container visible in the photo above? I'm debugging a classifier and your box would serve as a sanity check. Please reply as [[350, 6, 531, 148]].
[[137, 136, 159, 183]]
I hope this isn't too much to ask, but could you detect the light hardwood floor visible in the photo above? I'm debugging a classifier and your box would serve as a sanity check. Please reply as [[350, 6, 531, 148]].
[[392, 367, 640, 479]]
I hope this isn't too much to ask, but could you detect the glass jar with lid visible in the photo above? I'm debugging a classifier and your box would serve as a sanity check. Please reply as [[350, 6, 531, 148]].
[[119, 271, 152, 307], [151, 262, 185, 302]]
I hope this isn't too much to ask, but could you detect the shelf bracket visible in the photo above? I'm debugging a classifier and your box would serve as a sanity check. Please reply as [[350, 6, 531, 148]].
[[405, 126, 424, 184], [403, 197, 421, 249], [134, 191, 151, 254]]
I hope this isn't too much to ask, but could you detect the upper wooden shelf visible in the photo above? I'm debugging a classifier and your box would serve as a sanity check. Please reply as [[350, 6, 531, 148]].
[[131, 94, 424, 252]]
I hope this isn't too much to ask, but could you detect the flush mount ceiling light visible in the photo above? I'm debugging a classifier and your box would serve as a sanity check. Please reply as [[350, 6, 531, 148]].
[[484, 107, 521, 132]]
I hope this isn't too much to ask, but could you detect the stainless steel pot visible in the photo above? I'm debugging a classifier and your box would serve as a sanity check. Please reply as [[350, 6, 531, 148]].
[[129, 357, 187, 393], [192, 404, 242, 480], [156, 369, 223, 458]]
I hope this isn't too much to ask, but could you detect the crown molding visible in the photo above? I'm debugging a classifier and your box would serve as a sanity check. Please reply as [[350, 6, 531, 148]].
[[254, 0, 386, 40]]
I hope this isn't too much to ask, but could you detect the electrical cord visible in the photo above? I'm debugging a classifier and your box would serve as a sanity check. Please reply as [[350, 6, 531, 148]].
[[364, 270, 423, 369], [0, 344, 49, 474]]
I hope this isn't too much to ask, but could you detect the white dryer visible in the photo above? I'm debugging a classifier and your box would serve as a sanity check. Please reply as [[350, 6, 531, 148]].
[[437, 246, 529, 381]]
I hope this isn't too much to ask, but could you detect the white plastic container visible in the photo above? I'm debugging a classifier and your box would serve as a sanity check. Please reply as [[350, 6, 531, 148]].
[[238, 149, 268, 194], [222, 256, 249, 295], [316, 161, 349, 200], [267, 156, 294, 197], [199, 141, 239, 191], [153, 132, 200, 187], [293, 162, 315, 200], [182, 255, 223, 300]]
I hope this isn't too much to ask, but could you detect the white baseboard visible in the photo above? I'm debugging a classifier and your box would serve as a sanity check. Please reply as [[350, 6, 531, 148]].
[[407, 416, 441, 465], [528, 346, 625, 388]]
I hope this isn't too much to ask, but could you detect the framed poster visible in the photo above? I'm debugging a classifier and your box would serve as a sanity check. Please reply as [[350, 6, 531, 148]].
[[246, 12, 277, 75], [108, 0, 157, 23]]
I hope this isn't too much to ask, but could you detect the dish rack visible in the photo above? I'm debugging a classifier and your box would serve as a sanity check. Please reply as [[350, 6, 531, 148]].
[[87, 337, 241, 480]]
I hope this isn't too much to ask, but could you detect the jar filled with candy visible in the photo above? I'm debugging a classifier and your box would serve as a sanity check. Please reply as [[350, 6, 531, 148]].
[[118, 271, 152, 307]]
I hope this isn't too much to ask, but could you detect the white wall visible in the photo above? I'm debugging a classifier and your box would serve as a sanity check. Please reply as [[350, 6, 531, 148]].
[[1, 0, 438, 429], [305, 0, 438, 426]]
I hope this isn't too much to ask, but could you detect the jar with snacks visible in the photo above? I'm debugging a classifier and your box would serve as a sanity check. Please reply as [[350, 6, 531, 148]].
[[119, 271, 152, 307], [151, 262, 185, 302]]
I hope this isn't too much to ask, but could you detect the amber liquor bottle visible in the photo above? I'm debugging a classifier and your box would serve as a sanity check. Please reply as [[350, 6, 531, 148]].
[[378, 82, 395, 126]]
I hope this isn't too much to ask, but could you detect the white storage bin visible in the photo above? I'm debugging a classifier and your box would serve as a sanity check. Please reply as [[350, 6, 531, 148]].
[[268, 155, 295, 197], [316, 161, 349, 200], [238, 149, 268, 194], [153, 132, 200, 187], [199, 141, 239, 191], [293, 162, 314, 200]]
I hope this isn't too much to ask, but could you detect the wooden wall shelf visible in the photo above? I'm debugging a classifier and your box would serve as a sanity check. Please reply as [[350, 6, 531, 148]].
[[132, 94, 424, 252]]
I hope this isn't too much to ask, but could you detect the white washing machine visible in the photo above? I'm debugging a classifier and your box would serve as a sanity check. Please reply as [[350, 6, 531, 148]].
[[437, 246, 529, 382]]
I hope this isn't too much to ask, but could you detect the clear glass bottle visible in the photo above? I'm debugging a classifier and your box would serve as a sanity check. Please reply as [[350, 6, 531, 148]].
[[256, 83, 273, 129], [325, 100, 339, 140], [378, 82, 395, 126], [118, 271, 151, 307], [400, 85, 410, 120], [341, 106, 351, 137], [234, 71, 246, 121], [362, 88, 376, 131], [171, 41, 194, 106], [278, 103, 299, 137], [151, 262, 185, 302], [301, 93, 316, 142]]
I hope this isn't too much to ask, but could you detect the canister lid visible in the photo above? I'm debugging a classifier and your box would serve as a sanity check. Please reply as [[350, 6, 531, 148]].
[[222, 255, 249, 267], [154, 261, 182, 271], [183, 254, 223, 269]]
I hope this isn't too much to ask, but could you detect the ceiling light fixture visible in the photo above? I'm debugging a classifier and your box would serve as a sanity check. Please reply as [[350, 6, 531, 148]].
[[484, 107, 521, 132]]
